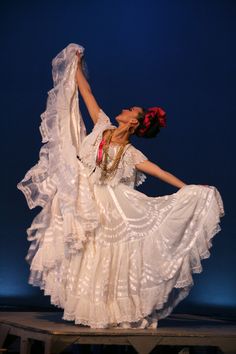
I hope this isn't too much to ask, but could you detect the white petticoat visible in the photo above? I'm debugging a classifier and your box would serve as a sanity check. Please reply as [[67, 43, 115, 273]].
[[28, 180, 224, 328]]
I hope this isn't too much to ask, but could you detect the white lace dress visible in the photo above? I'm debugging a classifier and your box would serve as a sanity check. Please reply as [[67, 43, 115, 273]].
[[26, 108, 224, 328]]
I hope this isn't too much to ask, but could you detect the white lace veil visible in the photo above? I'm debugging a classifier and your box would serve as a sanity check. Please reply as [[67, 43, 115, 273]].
[[17, 43, 99, 266]]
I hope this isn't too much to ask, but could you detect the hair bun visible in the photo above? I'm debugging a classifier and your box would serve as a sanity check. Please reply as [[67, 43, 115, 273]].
[[135, 106, 167, 138]]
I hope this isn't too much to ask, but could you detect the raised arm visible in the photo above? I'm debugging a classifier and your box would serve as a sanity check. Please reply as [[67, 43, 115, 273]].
[[76, 51, 101, 125], [135, 160, 187, 189]]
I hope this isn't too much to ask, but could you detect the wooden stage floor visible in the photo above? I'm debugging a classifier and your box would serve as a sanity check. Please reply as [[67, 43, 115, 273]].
[[0, 312, 236, 354]]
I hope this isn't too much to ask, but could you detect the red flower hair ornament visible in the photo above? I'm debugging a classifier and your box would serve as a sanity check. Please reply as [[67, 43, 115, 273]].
[[135, 106, 167, 138]]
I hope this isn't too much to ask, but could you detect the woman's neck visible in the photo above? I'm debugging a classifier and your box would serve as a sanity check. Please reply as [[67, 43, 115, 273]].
[[111, 125, 130, 143]]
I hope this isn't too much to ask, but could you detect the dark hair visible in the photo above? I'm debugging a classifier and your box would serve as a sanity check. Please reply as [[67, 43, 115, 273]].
[[133, 108, 161, 138]]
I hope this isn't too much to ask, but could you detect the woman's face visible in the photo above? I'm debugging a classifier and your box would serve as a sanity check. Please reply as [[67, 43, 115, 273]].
[[115, 106, 143, 129]]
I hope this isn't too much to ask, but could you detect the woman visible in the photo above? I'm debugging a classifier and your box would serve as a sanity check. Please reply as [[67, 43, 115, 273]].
[[17, 43, 225, 329], [76, 49, 187, 190]]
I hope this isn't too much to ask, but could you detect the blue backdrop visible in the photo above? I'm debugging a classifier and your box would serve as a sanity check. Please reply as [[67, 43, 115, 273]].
[[1, 0, 235, 316]]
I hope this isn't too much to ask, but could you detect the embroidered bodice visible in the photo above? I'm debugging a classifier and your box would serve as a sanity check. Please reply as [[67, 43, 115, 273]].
[[78, 109, 148, 188]]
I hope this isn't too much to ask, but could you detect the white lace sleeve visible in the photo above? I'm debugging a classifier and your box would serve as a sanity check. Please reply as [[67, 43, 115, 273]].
[[131, 147, 149, 187], [131, 147, 149, 167], [94, 108, 112, 128], [119, 146, 148, 187]]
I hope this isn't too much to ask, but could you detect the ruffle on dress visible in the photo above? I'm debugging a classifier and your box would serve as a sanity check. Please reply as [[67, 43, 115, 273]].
[[17, 43, 98, 262], [27, 184, 224, 328]]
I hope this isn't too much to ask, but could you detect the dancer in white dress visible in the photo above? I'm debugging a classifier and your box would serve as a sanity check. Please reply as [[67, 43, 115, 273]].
[[17, 43, 225, 329]]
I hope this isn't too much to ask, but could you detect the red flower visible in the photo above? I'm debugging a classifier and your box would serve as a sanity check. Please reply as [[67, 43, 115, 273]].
[[137, 106, 166, 136], [143, 115, 151, 129], [148, 107, 166, 128]]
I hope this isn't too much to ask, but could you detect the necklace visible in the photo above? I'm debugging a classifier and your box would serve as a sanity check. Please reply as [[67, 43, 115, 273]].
[[98, 129, 130, 181]]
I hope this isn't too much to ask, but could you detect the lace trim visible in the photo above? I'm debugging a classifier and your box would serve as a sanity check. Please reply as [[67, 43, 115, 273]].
[[27, 185, 225, 328], [17, 44, 99, 258], [30, 211, 223, 328], [80, 115, 149, 187], [121, 145, 148, 187], [79, 109, 116, 171]]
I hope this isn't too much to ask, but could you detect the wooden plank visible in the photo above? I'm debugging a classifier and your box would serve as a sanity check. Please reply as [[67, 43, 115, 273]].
[[44, 335, 81, 354], [0, 312, 236, 354], [128, 336, 163, 354], [20, 336, 31, 354], [0, 324, 10, 349]]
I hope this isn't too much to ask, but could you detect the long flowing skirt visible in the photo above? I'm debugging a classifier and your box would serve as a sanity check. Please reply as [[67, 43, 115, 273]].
[[28, 183, 224, 328]]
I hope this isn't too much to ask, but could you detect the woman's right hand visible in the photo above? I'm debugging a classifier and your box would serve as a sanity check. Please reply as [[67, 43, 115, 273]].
[[76, 50, 83, 66]]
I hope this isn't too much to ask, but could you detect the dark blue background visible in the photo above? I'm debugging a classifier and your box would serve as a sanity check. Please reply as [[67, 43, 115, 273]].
[[1, 0, 235, 316]]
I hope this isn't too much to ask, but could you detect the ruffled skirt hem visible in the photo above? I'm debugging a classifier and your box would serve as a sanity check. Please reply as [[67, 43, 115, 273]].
[[27, 185, 224, 328]]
